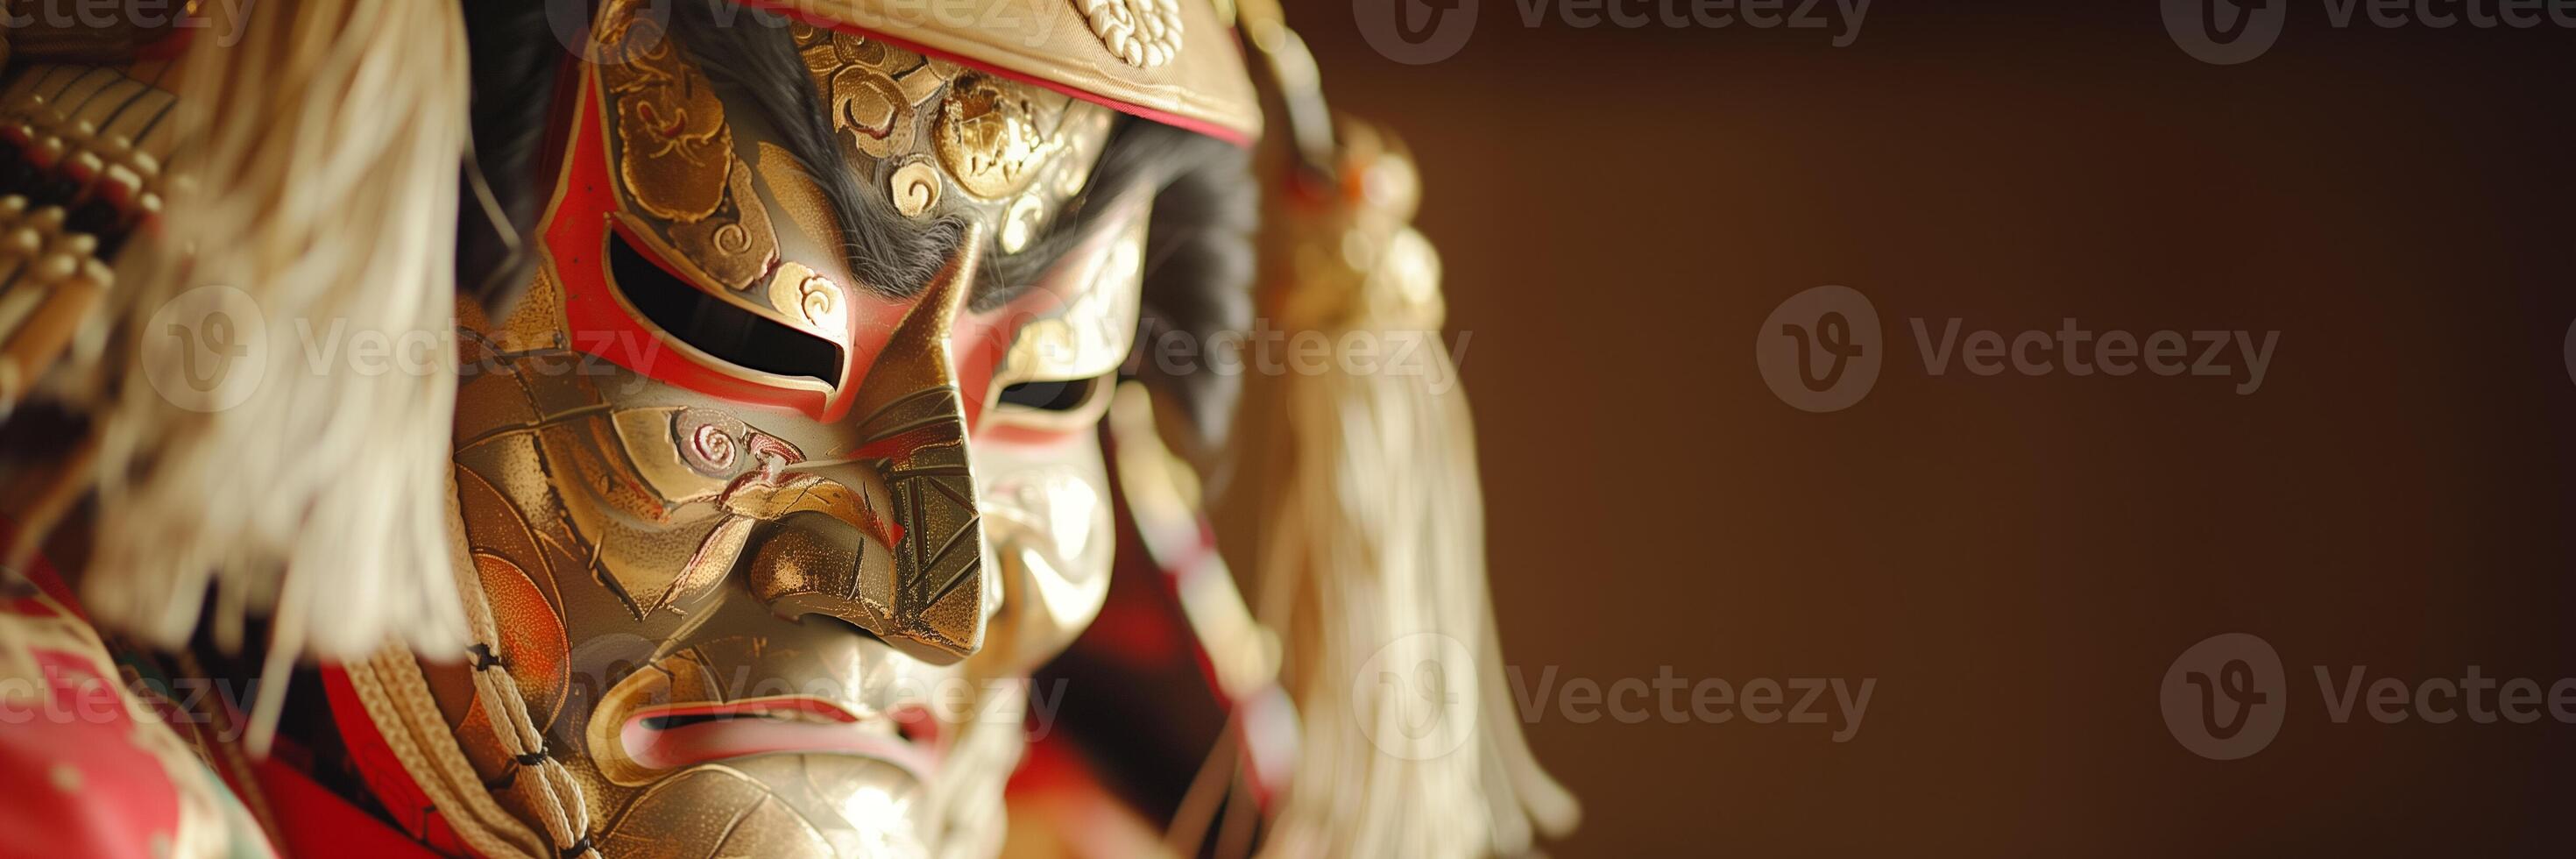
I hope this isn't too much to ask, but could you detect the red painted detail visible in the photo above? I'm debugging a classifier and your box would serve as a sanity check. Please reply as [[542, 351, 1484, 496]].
[[0, 649, 186, 859], [253, 753, 442, 859], [320, 665, 466, 855]]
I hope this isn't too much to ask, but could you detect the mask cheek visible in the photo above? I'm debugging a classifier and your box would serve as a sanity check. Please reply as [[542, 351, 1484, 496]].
[[970, 432, 1114, 675]]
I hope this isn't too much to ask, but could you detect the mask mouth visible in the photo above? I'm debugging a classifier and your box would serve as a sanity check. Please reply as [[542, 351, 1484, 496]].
[[620, 695, 941, 781]]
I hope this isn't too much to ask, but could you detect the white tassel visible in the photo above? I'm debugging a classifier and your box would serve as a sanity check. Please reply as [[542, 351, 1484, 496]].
[[1220, 124, 1576, 858], [78, 0, 471, 665]]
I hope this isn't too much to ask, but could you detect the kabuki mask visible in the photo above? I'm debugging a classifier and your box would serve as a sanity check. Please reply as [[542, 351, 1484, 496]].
[[0, 0, 1579, 856], [342, 2, 1201, 855]]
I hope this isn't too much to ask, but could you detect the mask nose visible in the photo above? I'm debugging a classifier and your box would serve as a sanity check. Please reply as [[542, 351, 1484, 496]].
[[749, 227, 988, 664]]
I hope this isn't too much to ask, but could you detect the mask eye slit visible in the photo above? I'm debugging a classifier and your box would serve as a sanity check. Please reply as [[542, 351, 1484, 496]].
[[994, 376, 1100, 412], [606, 230, 844, 385]]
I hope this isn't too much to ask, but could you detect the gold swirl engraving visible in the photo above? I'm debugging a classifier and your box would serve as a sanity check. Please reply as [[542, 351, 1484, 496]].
[[766, 261, 848, 338], [889, 160, 942, 218], [598, 12, 732, 224], [665, 154, 780, 291], [788, 19, 1106, 232], [791, 23, 954, 160], [594, 0, 779, 293]]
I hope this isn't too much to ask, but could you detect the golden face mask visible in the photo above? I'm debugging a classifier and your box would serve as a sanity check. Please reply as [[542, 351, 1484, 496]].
[[368, 4, 1145, 855]]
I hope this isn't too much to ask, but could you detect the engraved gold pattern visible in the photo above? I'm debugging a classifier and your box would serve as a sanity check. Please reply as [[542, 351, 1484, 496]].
[[664, 154, 781, 291], [789, 24, 1107, 235], [754, 0, 1258, 138], [790, 24, 952, 160], [998, 193, 1044, 254], [888, 160, 940, 218], [934, 76, 1060, 201], [421, 224, 1018, 853], [598, 14, 732, 224], [997, 212, 1146, 382], [765, 260, 848, 337], [366, 3, 1152, 848]]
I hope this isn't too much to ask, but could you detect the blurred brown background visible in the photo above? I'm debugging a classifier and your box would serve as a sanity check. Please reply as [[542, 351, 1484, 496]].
[[1292, 2, 2576, 855]]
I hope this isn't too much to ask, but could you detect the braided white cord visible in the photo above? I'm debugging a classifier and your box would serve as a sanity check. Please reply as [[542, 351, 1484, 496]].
[[345, 647, 548, 858], [449, 535, 599, 858], [340, 474, 605, 858]]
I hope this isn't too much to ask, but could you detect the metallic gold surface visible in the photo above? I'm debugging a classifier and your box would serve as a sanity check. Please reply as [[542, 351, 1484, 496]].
[[597, 756, 923, 857], [792, 25, 1109, 240], [381, 3, 1151, 853], [794, 23, 954, 160], [597, 7, 1111, 368], [971, 414, 1113, 670], [803, 230, 987, 660], [600, 13, 734, 224], [758, 140, 848, 243], [934, 76, 1060, 201], [888, 160, 941, 218], [666, 155, 782, 291], [765, 0, 1259, 141], [442, 270, 969, 854], [768, 261, 852, 337]]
